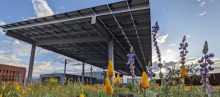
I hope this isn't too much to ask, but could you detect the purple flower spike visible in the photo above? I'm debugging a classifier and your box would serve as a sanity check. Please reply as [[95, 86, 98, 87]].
[[199, 41, 215, 94], [209, 53, 214, 57], [146, 66, 155, 81], [127, 46, 138, 83], [179, 35, 188, 65], [152, 21, 163, 79], [208, 66, 214, 71]]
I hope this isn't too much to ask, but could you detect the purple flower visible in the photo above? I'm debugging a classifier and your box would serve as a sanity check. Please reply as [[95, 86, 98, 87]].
[[127, 46, 138, 83], [152, 21, 162, 65], [152, 21, 163, 79], [146, 66, 155, 81], [209, 53, 214, 57], [179, 35, 188, 65], [199, 41, 215, 93]]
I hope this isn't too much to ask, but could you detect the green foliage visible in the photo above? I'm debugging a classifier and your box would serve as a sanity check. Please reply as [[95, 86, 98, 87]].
[[125, 83, 133, 91]]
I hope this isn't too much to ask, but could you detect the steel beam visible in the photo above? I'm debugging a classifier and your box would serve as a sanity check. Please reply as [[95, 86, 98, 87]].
[[91, 16, 111, 41], [85, 60, 124, 64], [39, 45, 84, 62], [27, 44, 36, 84], [91, 16, 127, 58], [4, 5, 149, 30], [36, 37, 106, 45], [6, 31, 34, 44]]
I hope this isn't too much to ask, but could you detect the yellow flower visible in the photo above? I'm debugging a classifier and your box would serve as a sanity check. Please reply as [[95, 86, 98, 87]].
[[154, 84, 159, 88], [105, 78, 114, 95], [184, 86, 190, 91], [80, 94, 85, 97], [0, 94, 2, 97], [21, 89, 26, 95], [2, 84, 5, 90], [140, 72, 149, 89], [181, 65, 187, 78], [14, 83, 20, 91], [107, 60, 114, 77], [7, 92, 11, 96]]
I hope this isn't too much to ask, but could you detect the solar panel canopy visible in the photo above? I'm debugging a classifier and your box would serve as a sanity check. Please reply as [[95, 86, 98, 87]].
[[1, 0, 151, 76]]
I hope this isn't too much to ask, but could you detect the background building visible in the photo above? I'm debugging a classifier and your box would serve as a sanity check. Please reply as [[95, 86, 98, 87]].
[[0, 64, 26, 84], [40, 73, 97, 85]]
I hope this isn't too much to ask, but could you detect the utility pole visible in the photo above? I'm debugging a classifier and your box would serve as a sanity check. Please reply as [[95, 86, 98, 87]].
[[64, 59, 67, 85]]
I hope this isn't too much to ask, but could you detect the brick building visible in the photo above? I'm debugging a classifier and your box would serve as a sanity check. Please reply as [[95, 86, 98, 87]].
[[0, 64, 26, 84]]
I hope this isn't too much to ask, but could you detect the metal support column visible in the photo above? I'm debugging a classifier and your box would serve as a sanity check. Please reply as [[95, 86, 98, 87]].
[[102, 68, 105, 84], [27, 44, 36, 84], [108, 39, 114, 85], [108, 39, 114, 74], [90, 66, 93, 85], [82, 62, 85, 84], [63, 59, 67, 84]]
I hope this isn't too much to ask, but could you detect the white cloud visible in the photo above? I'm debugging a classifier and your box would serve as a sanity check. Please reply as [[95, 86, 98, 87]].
[[199, 1, 205, 7], [168, 43, 176, 47], [60, 5, 64, 9], [31, 0, 54, 17], [186, 35, 191, 38], [199, 11, 207, 16], [22, 16, 36, 20], [161, 8, 167, 12], [157, 34, 169, 43], [196, 0, 215, 8], [152, 56, 220, 79], [0, 20, 6, 34], [33, 61, 53, 74], [0, 20, 5, 26]]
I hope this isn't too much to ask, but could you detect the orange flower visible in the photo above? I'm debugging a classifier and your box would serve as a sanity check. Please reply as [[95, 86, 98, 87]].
[[80, 94, 84, 97], [113, 78, 117, 85], [114, 73, 120, 85], [181, 65, 187, 78], [184, 86, 190, 91], [107, 60, 114, 77], [140, 72, 149, 89], [0, 93, 2, 97], [105, 78, 114, 95], [116, 73, 120, 82]]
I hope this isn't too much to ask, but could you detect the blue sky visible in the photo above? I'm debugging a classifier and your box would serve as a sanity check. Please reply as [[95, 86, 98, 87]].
[[0, 0, 220, 78]]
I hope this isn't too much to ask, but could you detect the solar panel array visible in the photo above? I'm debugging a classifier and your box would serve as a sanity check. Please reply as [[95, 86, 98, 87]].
[[1, 0, 151, 76]]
